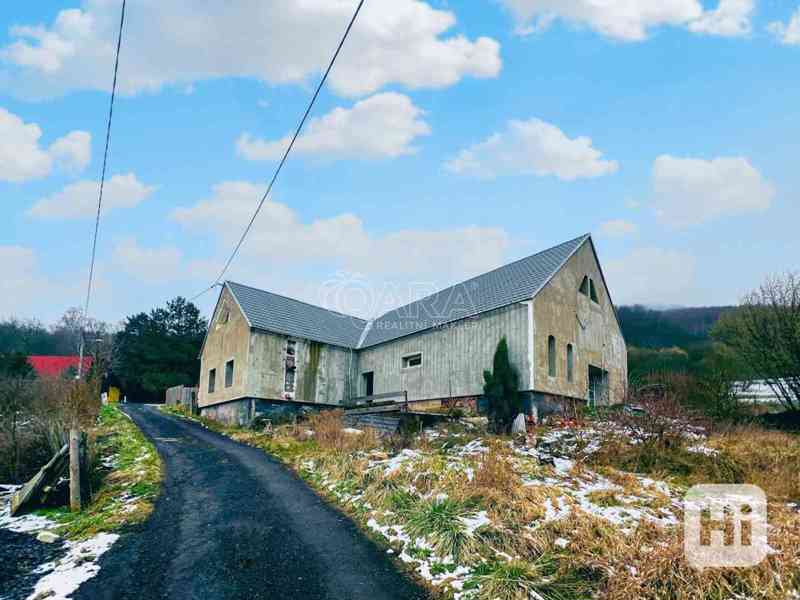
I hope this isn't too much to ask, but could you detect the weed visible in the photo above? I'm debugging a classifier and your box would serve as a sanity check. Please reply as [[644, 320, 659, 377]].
[[404, 497, 478, 561], [464, 557, 588, 600]]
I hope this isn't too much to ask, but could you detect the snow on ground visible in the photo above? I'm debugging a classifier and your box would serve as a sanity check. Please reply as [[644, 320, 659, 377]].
[[302, 425, 693, 597], [0, 485, 119, 599], [24, 532, 118, 600]]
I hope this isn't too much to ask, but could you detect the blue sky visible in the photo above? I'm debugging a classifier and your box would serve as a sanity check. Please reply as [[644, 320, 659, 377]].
[[1, 0, 798, 325]]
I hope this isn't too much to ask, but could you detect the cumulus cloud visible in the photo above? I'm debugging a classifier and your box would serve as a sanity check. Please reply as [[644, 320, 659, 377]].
[[112, 237, 183, 284], [688, 0, 754, 36], [652, 155, 775, 228], [0, 245, 84, 321], [171, 181, 511, 304], [768, 7, 800, 45], [0, 107, 90, 182], [1, 1, 501, 98], [47, 130, 91, 173], [605, 247, 697, 306], [598, 219, 638, 238], [28, 173, 157, 219], [497, 0, 752, 41], [445, 118, 618, 180], [237, 93, 430, 161]]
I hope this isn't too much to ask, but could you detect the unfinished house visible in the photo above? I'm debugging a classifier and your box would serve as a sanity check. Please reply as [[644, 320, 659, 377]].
[[197, 234, 627, 425]]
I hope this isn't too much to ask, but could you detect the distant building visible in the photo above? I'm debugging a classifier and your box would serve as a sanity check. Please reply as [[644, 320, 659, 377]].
[[27, 355, 93, 378], [734, 380, 786, 405], [197, 234, 627, 425]]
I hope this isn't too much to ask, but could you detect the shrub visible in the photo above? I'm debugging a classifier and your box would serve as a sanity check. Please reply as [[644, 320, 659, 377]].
[[483, 338, 521, 434]]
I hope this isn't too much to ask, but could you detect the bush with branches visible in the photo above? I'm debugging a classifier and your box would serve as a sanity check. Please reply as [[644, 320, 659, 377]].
[[714, 272, 800, 413]]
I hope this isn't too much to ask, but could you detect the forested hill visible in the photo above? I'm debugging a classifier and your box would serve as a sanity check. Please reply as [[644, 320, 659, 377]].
[[617, 305, 734, 348]]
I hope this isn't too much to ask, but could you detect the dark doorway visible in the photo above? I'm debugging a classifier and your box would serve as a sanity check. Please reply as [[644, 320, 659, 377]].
[[362, 372, 374, 397], [588, 365, 608, 407]]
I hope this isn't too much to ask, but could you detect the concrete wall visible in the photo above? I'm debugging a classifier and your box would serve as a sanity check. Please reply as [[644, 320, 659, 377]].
[[198, 287, 251, 409], [356, 303, 530, 402], [247, 330, 354, 404], [532, 241, 627, 404]]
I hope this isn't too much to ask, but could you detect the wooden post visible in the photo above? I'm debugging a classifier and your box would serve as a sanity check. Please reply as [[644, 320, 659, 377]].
[[69, 427, 81, 512]]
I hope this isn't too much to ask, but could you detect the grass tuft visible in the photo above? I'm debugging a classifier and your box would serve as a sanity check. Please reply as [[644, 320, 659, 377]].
[[403, 497, 478, 561]]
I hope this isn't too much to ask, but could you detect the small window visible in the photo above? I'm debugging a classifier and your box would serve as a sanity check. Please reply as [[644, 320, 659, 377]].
[[402, 353, 423, 369], [220, 308, 230, 324], [548, 336, 556, 377], [225, 360, 234, 388], [579, 276, 590, 296], [208, 369, 216, 393], [589, 279, 599, 303], [567, 344, 574, 383]]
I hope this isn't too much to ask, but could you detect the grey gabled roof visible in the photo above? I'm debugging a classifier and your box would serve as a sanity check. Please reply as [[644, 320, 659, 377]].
[[359, 234, 590, 348], [224, 234, 591, 350], [225, 281, 367, 349]]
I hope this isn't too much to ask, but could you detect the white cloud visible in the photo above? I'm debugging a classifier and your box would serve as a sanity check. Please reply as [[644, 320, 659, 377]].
[[171, 181, 511, 315], [237, 93, 430, 161], [605, 247, 697, 306], [0, 245, 84, 321], [652, 155, 775, 227], [599, 219, 638, 238], [112, 237, 183, 284], [445, 117, 618, 180], [497, 0, 752, 41], [0, 107, 90, 182], [47, 130, 91, 173], [768, 7, 800, 45], [688, 0, 753, 36], [2, 1, 501, 98], [28, 173, 157, 219]]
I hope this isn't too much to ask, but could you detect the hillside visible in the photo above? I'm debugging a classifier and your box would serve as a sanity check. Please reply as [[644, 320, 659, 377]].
[[617, 305, 735, 380], [617, 305, 733, 348]]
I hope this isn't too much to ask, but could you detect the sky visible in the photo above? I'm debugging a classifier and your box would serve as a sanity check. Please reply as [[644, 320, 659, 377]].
[[1, 0, 799, 326]]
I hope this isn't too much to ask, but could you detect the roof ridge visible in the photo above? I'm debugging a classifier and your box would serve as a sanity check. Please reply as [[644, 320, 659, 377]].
[[370, 233, 591, 321], [226, 280, 368, 324]]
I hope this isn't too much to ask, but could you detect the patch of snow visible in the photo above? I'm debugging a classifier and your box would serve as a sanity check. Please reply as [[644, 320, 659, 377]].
[[374, 449, 421, 476], [25, 532, 118, 600], [0, 502, 56, 533], [343, 428, 363, 435], [687, 444, 719, 456], [554, 537, 570, 549], [553, 457, 574, 474], [461, 511, 490, 535]]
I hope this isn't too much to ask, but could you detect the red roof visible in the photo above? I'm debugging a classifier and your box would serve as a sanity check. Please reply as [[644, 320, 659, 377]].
[[27, 356, 93, 377]]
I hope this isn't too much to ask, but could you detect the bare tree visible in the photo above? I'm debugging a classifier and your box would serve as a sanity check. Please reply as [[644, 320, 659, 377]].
[[714, 273, 800, 413], [0, 377, 35, 482]]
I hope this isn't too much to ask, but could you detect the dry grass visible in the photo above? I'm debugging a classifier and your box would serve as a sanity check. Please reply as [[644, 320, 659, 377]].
[[709, 425, 800, 502], [162, 408, 800, 600], [305, 409, 381, 453]]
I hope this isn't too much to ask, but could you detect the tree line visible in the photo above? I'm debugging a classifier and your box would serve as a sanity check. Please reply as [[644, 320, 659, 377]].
[[0, 297, 207, 484]]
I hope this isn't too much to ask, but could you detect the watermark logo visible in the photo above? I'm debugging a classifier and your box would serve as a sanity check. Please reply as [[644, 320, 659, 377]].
[[684, 484, 768, 569]]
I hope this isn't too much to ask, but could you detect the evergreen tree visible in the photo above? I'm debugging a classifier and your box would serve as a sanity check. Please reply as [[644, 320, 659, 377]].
[[483, 337, 521, 434], [114, 297, 207, 400]]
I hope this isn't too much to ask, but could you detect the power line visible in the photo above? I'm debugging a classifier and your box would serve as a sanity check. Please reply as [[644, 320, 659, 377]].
[[78, 0, 126, 377], [189, 0, 367, 302]]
